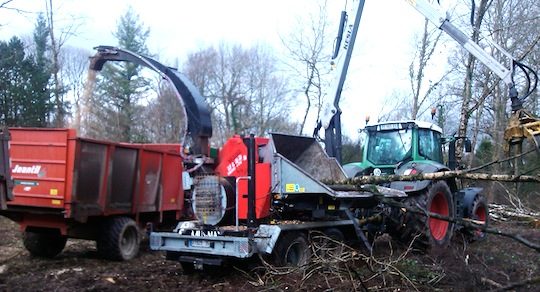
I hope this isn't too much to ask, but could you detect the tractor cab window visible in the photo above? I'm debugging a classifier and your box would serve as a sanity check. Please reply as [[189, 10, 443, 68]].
[[367, 129, 412, 165], [418, 129, 443, 163]]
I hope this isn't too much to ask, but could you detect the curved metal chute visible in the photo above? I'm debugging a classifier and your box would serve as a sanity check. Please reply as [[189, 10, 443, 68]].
[[89, 45, 213, 155]]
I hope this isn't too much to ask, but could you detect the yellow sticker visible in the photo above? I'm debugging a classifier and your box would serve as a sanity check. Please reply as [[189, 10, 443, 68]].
[[50, 189, 58, 196], [299, 187, 305, 192], [51, 199, 61, 205], [285, 184, 296, 192]]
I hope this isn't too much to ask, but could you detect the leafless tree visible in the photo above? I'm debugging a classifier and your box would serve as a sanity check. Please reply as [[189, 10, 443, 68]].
[[183, 43, 297, 143], [45, 0, 82, 127], [61, 46, 91, 130], [408, 18, 447, 120], [280, 1, 332, 135], [139, 79, 185, 143], [0, 0, 13, 9], [451, 0, 491, 167]]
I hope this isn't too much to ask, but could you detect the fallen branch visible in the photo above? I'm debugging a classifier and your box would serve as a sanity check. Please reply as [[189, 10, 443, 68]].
[[494, 276, 540, 291], [326, 147, 539, 186], [367, 192, 540, 253], [331, 171, 540, 185]]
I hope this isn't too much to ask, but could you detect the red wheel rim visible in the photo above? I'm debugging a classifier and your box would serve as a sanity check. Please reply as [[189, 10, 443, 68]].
[[429, 192, 450, 241], [475, 205, 487, 223], [473, 204, 487, 237]]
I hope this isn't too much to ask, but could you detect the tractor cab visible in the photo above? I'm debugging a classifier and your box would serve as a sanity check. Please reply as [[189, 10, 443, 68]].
[[343, 121, 444, 178]]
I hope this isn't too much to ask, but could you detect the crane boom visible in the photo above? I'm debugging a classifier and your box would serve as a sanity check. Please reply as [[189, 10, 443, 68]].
[[315, 0, 366, 164], [405, 0, 518, 107]]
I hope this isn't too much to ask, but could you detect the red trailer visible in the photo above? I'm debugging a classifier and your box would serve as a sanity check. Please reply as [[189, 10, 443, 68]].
[[0, 128, 187, 260], [0, 46, 214, 261]]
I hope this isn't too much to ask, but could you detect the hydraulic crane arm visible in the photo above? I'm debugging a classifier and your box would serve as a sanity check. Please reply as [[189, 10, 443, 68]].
[[405, 0, 539, 153], [405, 0, 517, 108], [314, 0, 366, 164], [89, 46, 213, 156]]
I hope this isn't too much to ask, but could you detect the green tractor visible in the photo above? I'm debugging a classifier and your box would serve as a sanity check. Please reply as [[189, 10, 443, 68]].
[[343, 121, 489, 247]]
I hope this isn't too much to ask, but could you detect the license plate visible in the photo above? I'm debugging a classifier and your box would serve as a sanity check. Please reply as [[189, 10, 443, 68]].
[[191, 240, 211, 248]]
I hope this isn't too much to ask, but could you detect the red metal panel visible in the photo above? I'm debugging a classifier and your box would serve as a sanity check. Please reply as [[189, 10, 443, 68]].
[[215, 135, 269, 177], [133, 144, 183, 155], [8, 128, 73, 209], [63, 131, 77, 217], [135, 150, 163, 213], [160, 153, 184, 211], [215, 135, 272, 219], [237, 163, 272, 219]]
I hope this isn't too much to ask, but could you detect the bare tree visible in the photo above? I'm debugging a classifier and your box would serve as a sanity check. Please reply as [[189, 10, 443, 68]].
[[281, 1, 332, 135], [0, 0, 14, 9], [454, 0, 490, 166], [45, 0, 82, 127], [183, 43, 297, 143], [140, 79, 185, 143], [408, 18, 447, 120], [61, 46, 90, 130]]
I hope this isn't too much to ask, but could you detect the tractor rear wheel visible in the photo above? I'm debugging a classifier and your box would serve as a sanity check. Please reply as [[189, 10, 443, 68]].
[[389, 181, 455, 247], [23, 229, 67, 258], [272, 232, 311, 267], [97, 217, 140, 261]]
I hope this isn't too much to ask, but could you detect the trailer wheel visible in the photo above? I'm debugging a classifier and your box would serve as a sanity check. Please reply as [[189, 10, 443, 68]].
[[273, 232, 311, 267], [97, 217, 140, 261], [390, 181, 454, 247], [23, 229, 67, 258], [463, 194, 489, 242], [180, 262, 195, 274]]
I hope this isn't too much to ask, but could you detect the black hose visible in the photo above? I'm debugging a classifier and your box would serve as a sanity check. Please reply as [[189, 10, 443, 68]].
[[512, 60, 539, 102], [470, 0, 476, 27]]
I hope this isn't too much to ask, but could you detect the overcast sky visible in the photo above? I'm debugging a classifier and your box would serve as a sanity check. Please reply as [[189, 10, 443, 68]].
[[0, 0, 447, 138]]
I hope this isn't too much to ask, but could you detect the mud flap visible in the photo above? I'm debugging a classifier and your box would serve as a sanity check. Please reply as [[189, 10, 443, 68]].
[[0, 129, 13, 210]]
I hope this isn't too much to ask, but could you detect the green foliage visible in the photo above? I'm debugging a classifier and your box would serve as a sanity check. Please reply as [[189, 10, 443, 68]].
[[0, 33, 52, 127], [87, 7, 151, 142]]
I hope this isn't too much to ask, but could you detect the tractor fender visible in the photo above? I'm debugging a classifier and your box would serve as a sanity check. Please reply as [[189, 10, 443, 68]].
[[343, 163, 366, 178], [390, 161, 451, 193], [454, 187, 483, 219]]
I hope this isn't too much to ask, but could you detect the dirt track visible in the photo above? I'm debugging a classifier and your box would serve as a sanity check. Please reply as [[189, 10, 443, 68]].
[[0, 215, 539, 291]]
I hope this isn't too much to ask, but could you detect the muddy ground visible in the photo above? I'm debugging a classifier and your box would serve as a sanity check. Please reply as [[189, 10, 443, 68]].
[[0, 213, 538, 291]]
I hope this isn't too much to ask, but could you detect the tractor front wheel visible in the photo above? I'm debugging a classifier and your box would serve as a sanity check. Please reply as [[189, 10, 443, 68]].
[[463, 194, 489, 242]]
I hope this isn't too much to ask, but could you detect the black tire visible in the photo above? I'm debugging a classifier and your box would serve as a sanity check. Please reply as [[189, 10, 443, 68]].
[[311, 228, 345, 255], [463, 194, 489, 242], [97, 217, 140, 261], [23, 229, 67, 258], [389, 181, 455, 247], [180, 262, 195, 274], [272, 232, 311, 267]]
